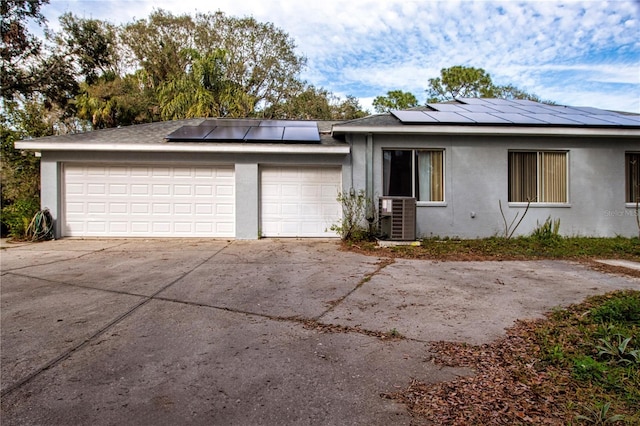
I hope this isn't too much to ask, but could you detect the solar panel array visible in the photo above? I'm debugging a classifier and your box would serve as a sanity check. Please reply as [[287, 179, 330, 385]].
[[166, 119, 321, 143], [391, 98, 640, 127]]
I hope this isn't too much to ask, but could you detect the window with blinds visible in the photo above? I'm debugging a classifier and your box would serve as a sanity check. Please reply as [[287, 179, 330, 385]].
[[627, 153, 640, 203], [508, 151, 568, 203], [383, 149, 444, 202]]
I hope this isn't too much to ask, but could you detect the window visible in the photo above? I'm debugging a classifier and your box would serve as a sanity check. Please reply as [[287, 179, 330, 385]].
[[627, 153, 640, 203], [383, 150, 444, 202], [508, 151, 568, 203]]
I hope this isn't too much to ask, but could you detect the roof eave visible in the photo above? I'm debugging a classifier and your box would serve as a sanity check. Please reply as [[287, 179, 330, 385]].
[[14, 141, 351, 155], [331, 125, 640, 138]]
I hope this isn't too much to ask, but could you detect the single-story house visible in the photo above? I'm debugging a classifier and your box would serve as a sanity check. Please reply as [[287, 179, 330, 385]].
[[16, 98, 640, 239]]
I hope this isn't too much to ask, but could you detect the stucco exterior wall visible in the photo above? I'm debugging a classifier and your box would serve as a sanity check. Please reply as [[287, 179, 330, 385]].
[[349, 134, 639, 238], [40, 150, 348, 239]]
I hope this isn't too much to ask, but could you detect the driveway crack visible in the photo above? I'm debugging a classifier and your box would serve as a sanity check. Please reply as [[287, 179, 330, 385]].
[[0, 241, 233, 398], [314, 257, 394, 321]]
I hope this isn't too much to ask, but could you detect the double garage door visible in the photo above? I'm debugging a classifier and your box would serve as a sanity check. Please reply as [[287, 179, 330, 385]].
[[62, 164, 341, 238]]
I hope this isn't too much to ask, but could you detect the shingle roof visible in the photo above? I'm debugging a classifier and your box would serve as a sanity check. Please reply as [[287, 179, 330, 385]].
[[17, 118, 347, 147]]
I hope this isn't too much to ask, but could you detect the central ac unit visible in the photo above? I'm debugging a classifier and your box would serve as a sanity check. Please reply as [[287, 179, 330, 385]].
[[378, 196, 416, 240]]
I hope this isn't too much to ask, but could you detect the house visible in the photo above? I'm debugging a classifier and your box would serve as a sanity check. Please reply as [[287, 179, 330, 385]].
[[16, 98, 640, 239]]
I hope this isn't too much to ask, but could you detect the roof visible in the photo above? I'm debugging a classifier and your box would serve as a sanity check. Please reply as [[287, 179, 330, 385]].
[[332, 98, 640, 138], [16, 118, 349, 154]]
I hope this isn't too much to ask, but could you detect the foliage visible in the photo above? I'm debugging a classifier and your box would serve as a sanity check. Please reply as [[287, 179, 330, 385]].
[[530, 216, 561, 242], [330, 189, 373, 242], [158, 49, 254, 119], [372, 90, 419, 113], [55, 13, 121, 85], [386, 291, 640, 424], [426, 65, 543, 103], [426, 66, 494, 101], [1, 0, 49, 99], [350, 235, 640, 262]]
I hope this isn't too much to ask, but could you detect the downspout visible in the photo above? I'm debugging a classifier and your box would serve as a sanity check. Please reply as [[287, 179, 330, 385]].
[[365, 133, 374, 224]]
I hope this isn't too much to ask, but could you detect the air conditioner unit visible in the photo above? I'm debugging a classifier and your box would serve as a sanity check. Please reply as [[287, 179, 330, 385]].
[[378, 197, 416, 240]]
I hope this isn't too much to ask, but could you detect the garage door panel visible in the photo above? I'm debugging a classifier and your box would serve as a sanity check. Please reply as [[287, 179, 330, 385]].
[[261, 167, 341, 237], [64, 165, 235, 237]]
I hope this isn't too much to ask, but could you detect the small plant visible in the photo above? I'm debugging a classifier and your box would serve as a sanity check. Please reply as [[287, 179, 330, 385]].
[[498, 199, 531, 239], [575, 402, 625, 425], [531, 216, 561, 242], [388, 328, 401, 338], [330, 188, 373, 242], [572, 355, 607, 382], [596, 334, 639, 366]]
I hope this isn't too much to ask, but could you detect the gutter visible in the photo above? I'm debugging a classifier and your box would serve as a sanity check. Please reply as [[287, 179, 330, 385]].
[[332, 125, 640, 138], [14, 142, 351, 155]]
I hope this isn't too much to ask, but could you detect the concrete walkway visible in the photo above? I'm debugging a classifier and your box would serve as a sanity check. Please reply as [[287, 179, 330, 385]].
[[1, 239, 638, 425]]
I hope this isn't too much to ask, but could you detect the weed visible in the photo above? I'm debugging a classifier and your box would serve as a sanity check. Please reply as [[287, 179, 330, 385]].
[[575, 402, 626, 425], [531, 216, 561, 243], [572, 355, 608, 382], [596, 334, 639, 366]]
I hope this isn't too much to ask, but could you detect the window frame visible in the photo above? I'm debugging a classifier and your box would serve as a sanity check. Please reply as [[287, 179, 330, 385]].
[[382, 148, 446, 206], [508, 150, 570, 206]]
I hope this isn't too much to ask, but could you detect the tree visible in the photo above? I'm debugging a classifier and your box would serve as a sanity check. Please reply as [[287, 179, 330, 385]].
[[55, 13, 121, 85], [158, 49, 254, 119], [75, 71, 158, 128], [426, 65, 544, 103], [373, 90, 419, 112], [331, 95, 369, 120], [426, 66, 494, 102], [1, 0, 49, 99]]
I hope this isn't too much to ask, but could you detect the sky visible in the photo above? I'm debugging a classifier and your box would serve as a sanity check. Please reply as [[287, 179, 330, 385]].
[[40, 0, 640, 113]]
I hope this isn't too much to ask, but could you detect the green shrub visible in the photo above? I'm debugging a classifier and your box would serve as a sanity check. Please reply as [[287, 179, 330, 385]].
[[330, 189, 374, 242], [591, 294, 640, 325], [1, 198, 40, 239]]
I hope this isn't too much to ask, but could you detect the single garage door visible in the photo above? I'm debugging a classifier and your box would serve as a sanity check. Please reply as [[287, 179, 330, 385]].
[[261, 167, 342, 237], [63, 164, 235, 237]]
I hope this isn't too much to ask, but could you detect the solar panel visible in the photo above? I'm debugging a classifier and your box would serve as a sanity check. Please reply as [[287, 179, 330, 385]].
[[244, 126, 285, 141], [494, 113, 547, 124], [426, 103, 461, 112], [457, 113, 513, 124], [457, 98, 491, 105], [425, 111, 475, 123], [511, 105, 558, 114], [584, 114, 640, 126], [391, 110, 439, 123], [521, 114, 582, 125], [205, 119, 258, 127], [204, 126, 251, 140], [282, 126, 321, 142], [260, 120, 316, 127], [456, 104, 501, 113], [166, 126, 216, 140], [559, 114, 629, 126]]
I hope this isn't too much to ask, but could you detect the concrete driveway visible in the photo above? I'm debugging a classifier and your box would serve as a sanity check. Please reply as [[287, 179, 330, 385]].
[[1, 239, 638, 425]]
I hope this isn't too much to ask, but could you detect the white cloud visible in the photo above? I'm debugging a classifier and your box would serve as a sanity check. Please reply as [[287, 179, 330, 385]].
[[42, 0, 640, 112]]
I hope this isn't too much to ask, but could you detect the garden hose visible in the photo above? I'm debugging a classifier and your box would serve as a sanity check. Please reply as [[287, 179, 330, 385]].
[[27, 209, 54, 241]]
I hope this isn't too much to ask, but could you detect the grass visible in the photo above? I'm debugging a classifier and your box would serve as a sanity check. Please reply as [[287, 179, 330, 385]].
[[387, 290, 640, 425], [349, 236, 640, 261]]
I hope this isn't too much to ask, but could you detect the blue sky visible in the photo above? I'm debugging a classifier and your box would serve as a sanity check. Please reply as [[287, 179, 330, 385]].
[[41, 0, 640, 113]]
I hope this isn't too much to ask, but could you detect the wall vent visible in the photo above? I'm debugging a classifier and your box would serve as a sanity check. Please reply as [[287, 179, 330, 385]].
[[379, 197, 416, 240]]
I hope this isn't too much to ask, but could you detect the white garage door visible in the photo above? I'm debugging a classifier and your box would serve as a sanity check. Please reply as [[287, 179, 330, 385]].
[[261, 167, 342, 237], [63, 165, 235, 237]]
